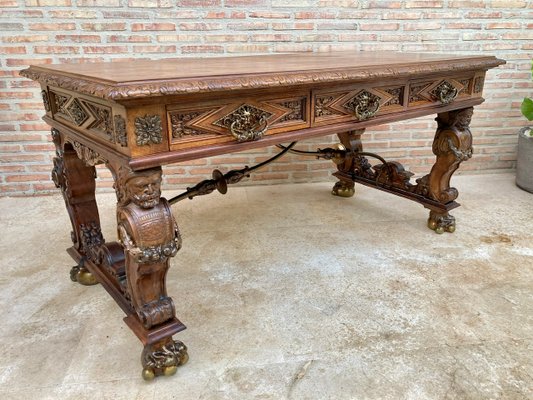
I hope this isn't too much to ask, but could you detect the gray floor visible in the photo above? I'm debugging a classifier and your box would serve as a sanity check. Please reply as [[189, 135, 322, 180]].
[[0, 173, 532, 400]]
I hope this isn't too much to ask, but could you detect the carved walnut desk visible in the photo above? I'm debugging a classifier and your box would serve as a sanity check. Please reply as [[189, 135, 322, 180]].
[[20, 52, 504, 380]]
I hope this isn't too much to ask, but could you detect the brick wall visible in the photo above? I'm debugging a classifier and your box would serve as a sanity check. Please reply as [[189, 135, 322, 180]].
[[1, 0, 532, 196]]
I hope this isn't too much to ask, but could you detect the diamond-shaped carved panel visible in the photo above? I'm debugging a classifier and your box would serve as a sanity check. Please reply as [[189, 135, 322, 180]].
[[66, 98, 89, 126]]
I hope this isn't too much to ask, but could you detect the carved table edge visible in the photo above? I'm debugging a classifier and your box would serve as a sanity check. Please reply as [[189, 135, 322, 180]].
[[20, 57, 505, 101]]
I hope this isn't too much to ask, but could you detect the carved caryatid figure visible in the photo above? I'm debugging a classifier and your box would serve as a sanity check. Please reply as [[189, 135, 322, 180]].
[[115, 167, 181, 328], [112, 166, 188, 379]]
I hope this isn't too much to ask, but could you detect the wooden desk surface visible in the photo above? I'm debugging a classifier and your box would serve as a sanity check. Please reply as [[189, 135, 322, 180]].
[[20, 51, 504, 100]]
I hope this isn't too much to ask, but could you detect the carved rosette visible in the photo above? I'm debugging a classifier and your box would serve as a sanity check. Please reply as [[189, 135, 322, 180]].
[[135, 115, 162, 146], [114, 115, 127, 147]]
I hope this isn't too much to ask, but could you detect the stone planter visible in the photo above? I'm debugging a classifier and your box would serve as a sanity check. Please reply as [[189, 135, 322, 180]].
[[516, 126, 533, 193]]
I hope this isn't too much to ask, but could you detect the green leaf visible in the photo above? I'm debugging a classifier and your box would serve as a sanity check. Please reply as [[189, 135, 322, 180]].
[[522, 97, 533, 121]]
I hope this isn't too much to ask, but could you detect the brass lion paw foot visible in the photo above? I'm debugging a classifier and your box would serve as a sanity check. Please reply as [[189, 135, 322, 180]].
[[427, 211, 456, 234], [70, 265, 98, 286], [332, 180, 355, 198], [141, 339, 189, 381]]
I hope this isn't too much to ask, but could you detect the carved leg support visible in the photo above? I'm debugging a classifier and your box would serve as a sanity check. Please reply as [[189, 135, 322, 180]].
[[110, 164, 188, 380], [332, 129, 365, 197], [423, 107, 473, 233], [51, 128, 102, 285]]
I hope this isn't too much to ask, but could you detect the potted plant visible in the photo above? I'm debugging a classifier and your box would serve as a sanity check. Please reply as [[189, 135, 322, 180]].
[[516, 60, 533, 193]]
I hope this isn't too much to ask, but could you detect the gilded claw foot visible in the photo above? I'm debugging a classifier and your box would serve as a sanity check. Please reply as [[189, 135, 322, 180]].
[[141, 339, 189, 381], [332, 180, 355, 198], [70, 265, 98, 286], [427, 210, 456, 234]]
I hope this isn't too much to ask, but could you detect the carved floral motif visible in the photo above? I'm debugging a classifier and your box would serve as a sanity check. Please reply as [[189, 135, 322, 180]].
[[315, 95, 335, 117], [135, 115, 162, 146], [170, 111, 204, 138], [278, 99, 305, 122], [384, 87, 403, 106], [84, 101, 113, 140], [114, 115, 127, 147], [66, 98, 89, 126], [80, 221, 105, 263]]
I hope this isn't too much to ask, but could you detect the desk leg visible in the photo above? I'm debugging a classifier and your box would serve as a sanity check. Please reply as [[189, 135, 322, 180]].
[[51, 128, 101, 285], [109, 163, 188, 380], [423, 107, 473, 233], [332, 129, 366, 197]]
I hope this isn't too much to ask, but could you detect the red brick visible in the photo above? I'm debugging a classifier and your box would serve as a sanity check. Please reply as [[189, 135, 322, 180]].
[[55, 35, 101, 43], [181, 45, 224, 53], [132, 23, 176, 31], [6, 174, 51, 182], [0, 46, 26, 54], [108, 35, 152, 43], [3, 35, 49, 43], [25, 0, 71, 5], [179, 0, 221, 5], [29, 23, 76, 30], [82, 46, 129, 54], [132, 45, 177, 53], [34, 46, 80, 54], [178, 22, 221, 31], [128, 0, 172, 6]]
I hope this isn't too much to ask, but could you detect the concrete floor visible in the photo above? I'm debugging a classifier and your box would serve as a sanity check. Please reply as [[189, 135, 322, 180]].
[[0, 173, 532, 399]]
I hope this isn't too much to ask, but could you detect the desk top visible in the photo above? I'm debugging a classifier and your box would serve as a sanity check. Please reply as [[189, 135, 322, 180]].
[[20, 51, 504, 101]]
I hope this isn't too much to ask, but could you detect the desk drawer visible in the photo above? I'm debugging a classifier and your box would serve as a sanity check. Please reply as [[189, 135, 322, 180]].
[[312, 73, 479, 126], [167, 92, 310, 150]]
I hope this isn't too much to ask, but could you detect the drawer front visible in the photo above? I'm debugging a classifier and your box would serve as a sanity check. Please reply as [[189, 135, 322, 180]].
[[407, 74, 476, 108], [312, 73, 480, 126], [312, 84, 405, 126], [168, 93, 310, 150]]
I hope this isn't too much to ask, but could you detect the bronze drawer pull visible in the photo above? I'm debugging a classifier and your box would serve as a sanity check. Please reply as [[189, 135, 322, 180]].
[[433, 81, 458, 104], [229, 106, 269, 142], [352, 90, 381, 121]]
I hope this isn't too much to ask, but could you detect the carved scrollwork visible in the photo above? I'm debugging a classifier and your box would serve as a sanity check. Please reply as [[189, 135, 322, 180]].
[[114, 115, 128, 147], [170, 111, 204, 138], [278, 99, 305, 122], [135, 114, 163, 146], [71, 141, 106, 166], [138, 297, 175, 329], [215, 104, 272, 142], [431, 80, 458, 104], [41, 90, 50, 112], [315, 95, 335, 117]]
